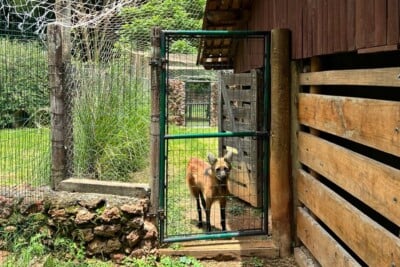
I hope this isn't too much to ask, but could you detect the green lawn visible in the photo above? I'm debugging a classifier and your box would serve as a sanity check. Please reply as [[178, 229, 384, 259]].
[[164, 125, 219, 237], [0, 128, 50, 186]]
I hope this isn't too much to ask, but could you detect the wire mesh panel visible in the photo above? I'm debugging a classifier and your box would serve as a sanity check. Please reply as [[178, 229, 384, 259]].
[[0, 24, 50, 199], [159, 31, 270, 242]]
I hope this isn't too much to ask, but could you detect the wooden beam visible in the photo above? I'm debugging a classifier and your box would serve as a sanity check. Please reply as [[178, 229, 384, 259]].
[[160, 239, 279, 260], [270, 28, 292, 257], [297, 169, 400, 266], [48, 23, 66, 190], [294, 247, 320, 267], [298, 132, 400, 226], [298, 93, 400, 157], [297, 207, 361, 267], [59, 178, 150, 199], [299, 67, 400, 87]]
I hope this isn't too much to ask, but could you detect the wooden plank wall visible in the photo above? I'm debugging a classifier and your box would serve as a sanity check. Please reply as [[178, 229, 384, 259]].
[[247, 0, 400, 59], [294, 56, 400, 265]]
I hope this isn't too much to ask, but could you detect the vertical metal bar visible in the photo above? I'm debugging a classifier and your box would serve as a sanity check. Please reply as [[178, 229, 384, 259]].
[[263, 33, 271, 233], [158, 31, 167, 241]]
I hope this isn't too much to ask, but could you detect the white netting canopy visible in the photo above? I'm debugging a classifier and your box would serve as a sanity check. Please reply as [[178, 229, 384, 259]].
[[1, 0, 206, 51]]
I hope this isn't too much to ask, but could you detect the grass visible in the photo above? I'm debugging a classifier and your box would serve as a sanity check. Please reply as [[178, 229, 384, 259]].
[[72, 61, 150, 183], [164, 124, 219, 237], [0, 128, 50, 186]]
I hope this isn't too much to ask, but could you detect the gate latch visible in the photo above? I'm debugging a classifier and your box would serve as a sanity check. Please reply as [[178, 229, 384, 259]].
[[149, 58, 168, 69]]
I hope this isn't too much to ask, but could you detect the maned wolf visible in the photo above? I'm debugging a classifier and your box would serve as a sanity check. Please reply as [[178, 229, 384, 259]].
[[186, 151, 233, 232]]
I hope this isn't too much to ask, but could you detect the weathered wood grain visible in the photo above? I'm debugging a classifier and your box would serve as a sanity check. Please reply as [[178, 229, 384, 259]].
[[298, 93, 400, 157], [299, 67, 400, 87], [270, 29, 292, 256], [297, 169, 400, 266], [298, 131, 400, 226], [297, 207, 361, 267]]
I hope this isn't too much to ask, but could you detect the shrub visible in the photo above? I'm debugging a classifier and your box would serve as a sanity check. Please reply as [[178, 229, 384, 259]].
[[72, 58, 150, 182], [0, 38, 49, 128]]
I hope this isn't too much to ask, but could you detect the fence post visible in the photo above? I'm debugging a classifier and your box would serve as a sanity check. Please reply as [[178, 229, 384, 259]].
[[48, 23, 66, 189], [270, 28, 292, 257], [55, 0, 74, 177], [150, 27, 161, 219]]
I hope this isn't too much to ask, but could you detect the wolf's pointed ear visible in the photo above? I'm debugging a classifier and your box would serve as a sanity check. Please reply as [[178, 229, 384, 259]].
[[207, 153, 217, 165], [224, 151, 233, 163]]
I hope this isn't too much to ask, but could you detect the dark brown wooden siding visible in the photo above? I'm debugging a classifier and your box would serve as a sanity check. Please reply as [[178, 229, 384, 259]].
[[246, 0, 400, 59]]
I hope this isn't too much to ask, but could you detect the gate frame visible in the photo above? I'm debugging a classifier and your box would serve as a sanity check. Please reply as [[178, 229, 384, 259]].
[[157, 30, 271, 243]]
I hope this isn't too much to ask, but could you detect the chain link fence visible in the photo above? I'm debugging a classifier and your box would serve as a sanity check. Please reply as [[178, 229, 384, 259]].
[[0, 24, 50, 198]]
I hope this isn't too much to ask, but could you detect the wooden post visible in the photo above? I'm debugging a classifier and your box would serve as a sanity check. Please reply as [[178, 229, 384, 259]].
[[270, 28, 292, 257], [150, 27, 161, 218], [48, 0, 72, 189], [56, 0, 73, 177], [48, 23, 66, 189]]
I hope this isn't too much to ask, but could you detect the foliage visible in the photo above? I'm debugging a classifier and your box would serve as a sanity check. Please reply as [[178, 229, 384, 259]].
[[72, 59, 150, 182], [122, 255, 203, 267], [0, 38, 49, 128], [170, 39, 198, 54], [118, 0, 206, 50]]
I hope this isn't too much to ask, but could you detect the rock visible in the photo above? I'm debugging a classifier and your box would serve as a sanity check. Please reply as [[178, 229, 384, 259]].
[[94, 224, 121, 237], [4, 225, 16, 233], [124, 217, 144, 231], [0, 207, 13, 219], [88, 238, 121, 255], [110, 253, 126, 264], [143, 221, 157, 240], [130, 248, 145, 258], [106, 238, 122, 253], [88, 238, 107, 255], [78, 198, 106, 210], [120, 204, 143, 216], [101, 207, 121, 222], [126, 231, 141, 247], [19, 199, 44, 214], [72, 228, 94, 242], [75, 208, 95, 225], [48, 208, 68, 223]]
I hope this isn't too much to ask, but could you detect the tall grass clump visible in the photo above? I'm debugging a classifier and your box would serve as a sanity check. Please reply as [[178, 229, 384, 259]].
[[72, 57, 150, 182]]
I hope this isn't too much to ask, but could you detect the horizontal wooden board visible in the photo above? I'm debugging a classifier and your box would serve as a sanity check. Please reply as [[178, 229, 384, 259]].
[[297, 207, 360, 267], [297, 169, 400, 266], [298, 93, 400, 157], [160, 239, 279, 260], [299, 67, 400, 87], [293, 247, 319, 267], [298, 132, 400, 226]]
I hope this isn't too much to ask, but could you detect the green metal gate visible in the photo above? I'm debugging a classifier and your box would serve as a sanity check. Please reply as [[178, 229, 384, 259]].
[[159, 30, 270, 242]]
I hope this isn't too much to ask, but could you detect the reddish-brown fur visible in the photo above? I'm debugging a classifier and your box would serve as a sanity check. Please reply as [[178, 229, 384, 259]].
[[186, 152, 232, 232]]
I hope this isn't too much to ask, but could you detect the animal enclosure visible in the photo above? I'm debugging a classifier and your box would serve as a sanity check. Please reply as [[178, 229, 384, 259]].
[[156, 30, 271, 242]]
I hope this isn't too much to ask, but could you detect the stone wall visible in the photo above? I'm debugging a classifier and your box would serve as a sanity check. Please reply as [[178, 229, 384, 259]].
[[167, 79, 185, 126], [0, 186, 157, 261]]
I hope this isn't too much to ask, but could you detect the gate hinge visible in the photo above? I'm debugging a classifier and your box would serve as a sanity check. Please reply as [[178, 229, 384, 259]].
[[148, 209, 166, 220], [149, 58, 168, 69]]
